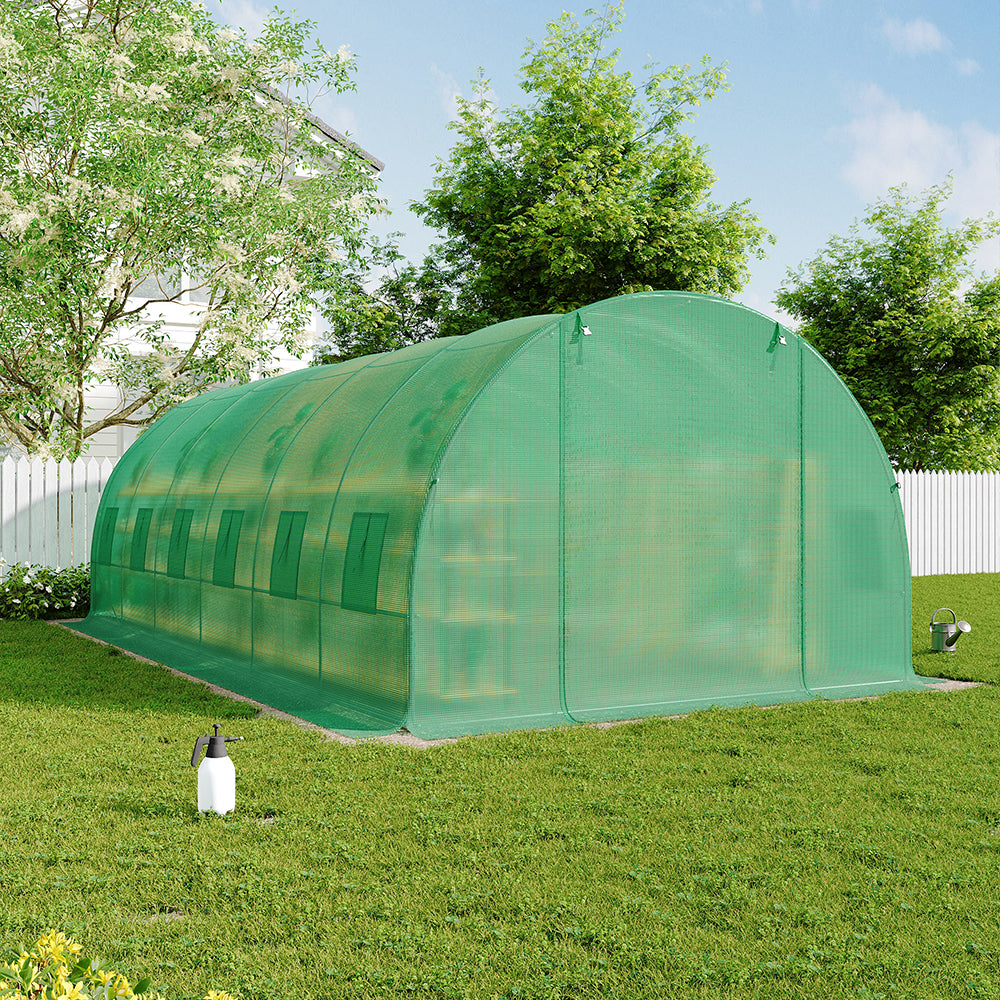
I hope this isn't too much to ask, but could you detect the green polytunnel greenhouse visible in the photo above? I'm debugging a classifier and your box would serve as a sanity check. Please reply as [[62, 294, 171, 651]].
[[73, 291, 924, 738]]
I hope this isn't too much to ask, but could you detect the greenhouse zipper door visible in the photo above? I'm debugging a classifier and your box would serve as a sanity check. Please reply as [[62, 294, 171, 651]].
[[559, 298, 809, 722]]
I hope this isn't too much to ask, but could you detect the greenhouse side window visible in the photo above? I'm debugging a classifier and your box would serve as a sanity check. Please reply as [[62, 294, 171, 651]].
[[130, 508, 153, 571], [96, 507, 119, 565], [166, 509, 195, 579], [213, 510, 244, 589], [270, 511, 307, 599], [342, 512, 388, 614]]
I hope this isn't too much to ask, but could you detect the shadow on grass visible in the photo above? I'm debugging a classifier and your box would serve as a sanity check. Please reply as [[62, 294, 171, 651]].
[[0, 620, 255, 718]]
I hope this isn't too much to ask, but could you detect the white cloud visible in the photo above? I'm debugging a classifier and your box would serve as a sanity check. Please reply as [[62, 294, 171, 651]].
[[837, 86, 999, 216], [956, 57, 981, 76], [698, 0, 766, 15], [836, 85, 1000, 272], [950, 121, 1000, 220], [881, 17, 948, 55], [202, 0, 269, 39], [837, 85, 956, 197], [430, 65, 463, 119], [430, 65, 497, 122]]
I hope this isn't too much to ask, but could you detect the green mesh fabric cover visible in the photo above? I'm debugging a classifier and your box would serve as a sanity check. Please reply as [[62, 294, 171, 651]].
[[73, 292, 922, 738]]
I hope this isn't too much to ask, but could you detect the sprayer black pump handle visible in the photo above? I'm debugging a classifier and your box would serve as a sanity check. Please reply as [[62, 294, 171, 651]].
[[191, 734, 210, 767], [191, 725, 245, 765]]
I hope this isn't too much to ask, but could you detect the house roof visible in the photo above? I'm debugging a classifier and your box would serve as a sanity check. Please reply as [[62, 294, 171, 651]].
[[259, 85, 385, 175]]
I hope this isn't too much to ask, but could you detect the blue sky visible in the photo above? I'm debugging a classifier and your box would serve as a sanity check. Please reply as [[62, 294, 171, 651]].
[[205, 0, 999, 323]]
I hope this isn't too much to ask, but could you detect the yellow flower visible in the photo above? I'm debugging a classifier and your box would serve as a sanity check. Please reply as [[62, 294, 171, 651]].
[[203, 992, 237, 1000], [34, 930, 82, 966], [109, 974, 132, 997], [4, 959, 39, 988]]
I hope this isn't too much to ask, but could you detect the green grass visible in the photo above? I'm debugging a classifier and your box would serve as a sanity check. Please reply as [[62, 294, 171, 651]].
[[1, 584, 999, 1000]]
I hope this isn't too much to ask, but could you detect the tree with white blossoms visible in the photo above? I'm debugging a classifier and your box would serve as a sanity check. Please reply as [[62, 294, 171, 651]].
[[0, 0, 384, 458]]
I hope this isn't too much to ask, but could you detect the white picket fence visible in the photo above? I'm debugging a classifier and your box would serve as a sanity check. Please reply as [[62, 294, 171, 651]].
[[0, 456, 117, 578], [0, 458, 997, 578], [896, 470, 1000, 577]]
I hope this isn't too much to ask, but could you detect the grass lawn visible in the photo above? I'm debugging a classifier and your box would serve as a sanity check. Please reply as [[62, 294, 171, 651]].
[[1, 578, 999, 999]]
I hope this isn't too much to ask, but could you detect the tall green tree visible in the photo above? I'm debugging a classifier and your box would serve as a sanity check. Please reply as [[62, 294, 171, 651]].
[[313, 253, 453, 364], [776, 183, 1000, 471], [0, 0, 384, 458], [411, 4, 771, 333]]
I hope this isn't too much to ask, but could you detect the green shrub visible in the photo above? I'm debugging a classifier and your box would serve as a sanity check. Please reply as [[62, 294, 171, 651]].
[[0, 563, 89, 620]]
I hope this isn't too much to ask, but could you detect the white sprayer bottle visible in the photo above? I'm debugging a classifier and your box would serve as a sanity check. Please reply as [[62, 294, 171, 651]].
[[191, 723, 244, 814]]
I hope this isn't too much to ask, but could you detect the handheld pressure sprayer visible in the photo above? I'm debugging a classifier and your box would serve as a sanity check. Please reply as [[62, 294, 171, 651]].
[[191, 723, 244, 815]]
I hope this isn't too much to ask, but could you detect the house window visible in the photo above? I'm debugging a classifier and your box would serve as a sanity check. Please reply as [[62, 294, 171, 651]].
[[166, 509, 195, 579], [342, 512, 388, 614], [130, 508, 153, 571], [131, 271, 214, 303], [269, 511, 307, 599], [213, 510, 244, 589], [186, 273, 213, 304], [132, 273, 182, 300]]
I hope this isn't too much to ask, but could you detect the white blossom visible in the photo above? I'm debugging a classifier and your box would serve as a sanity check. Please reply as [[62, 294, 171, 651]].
[[220, 151, 255, 174], [275, 265, 301, 295], [213, 173, 242, 196], [216, 28, 238, 43], [98, 264, 129, 298], [116, 191, 143, 213], [63, 177, 93, 203], [108, 51, 134, 71], [290, 324, 314, 349], [7, 207, 39, 235], [217, 241, 247, 263], [128, 81, 170, 104], [0, 33, 24, 66], [167, 26, 208, 57], [336, 44, 352, 63]]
